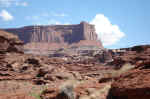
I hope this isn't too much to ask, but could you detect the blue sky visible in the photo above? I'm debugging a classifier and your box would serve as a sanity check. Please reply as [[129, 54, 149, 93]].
[[0, 0, 150, 49]]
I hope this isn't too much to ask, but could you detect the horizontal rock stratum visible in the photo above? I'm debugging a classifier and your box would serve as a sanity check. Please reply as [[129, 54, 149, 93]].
[[4, 21, 103, 49], [0, 29, 23, 53]]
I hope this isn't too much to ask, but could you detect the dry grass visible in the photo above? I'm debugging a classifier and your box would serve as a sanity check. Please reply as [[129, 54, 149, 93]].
[[111, 63, 135, 78], [79, 83, 111, 99]]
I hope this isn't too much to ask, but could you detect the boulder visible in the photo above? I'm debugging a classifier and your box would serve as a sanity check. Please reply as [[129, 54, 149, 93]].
[[108, 63, 150, 99]]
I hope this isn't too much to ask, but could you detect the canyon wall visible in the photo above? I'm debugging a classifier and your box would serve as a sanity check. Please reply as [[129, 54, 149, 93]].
[[4, 22, 103, 51]]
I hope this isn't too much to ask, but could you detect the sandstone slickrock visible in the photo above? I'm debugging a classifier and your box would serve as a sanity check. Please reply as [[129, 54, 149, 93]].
[[108, 45, 150, 68], [107, 45, 150, 99], [108, 68, 150, 99]]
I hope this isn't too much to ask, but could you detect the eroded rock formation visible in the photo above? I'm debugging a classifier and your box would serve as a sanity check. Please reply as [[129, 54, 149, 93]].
[[1, 24, 150, 99], [0, 30, 23, 53], [107, 45, 150, 99], [0, 29, 112, 99], [4, 22, 103, 48]]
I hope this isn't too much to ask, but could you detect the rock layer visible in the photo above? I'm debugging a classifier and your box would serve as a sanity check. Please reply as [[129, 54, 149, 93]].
[[107, 45, 150, 99], [0, 30, 23, 53], [108, 69, 150, 99], [0, 30, 111, 99], [4, 22, 103, 48]]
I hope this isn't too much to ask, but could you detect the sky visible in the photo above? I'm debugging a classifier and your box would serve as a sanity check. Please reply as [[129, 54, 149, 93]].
[[0, 0, 150, 49]]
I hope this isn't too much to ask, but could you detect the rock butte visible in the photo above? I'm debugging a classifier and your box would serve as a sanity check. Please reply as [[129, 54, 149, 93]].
[[4, 21, 103, 51]]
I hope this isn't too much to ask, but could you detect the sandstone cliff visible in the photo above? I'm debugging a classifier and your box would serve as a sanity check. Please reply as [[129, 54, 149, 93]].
[[0, 29, 23, 53], [4, 22, 103, 48]]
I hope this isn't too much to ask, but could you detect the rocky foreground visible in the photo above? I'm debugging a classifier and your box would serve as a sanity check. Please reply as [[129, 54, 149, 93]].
[[0, 30, 150, 99]]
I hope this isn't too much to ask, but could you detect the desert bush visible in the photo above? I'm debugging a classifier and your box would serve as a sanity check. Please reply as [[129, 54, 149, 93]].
[[56, 85, 75, 99], [79, 84, 111, 99], [56, 80, 77, 99], [99, 63, 135, 83], [117, 63, 135, 75], [30, 85, 48, 99]]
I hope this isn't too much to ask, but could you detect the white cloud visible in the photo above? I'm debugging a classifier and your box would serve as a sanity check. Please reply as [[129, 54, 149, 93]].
[[15, 1, 28, 7], [55, 21, 61, 25], [53, 13, 68, 17], [64, 22, 70, 25], [25, 12, 69, 22], [90, 14, 125, 46], [0, 0, 28, 7], [0, 9, 13, 21], [0, 0, 12, 7], [48, 20, 70, 25], [48, 19, 62, 25], [25, 13, 50, 21], [26, 12, 70, 25], [32, 19, 70, 26]]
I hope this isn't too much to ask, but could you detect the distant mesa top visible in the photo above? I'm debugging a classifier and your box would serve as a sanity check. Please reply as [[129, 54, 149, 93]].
[[3, 21, 103, 49]]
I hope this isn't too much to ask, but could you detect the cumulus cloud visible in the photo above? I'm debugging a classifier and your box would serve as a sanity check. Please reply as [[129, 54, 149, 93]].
[[0, 0, 28, 7], [0, 9, 13, 21], [90, 14, 125, 46]]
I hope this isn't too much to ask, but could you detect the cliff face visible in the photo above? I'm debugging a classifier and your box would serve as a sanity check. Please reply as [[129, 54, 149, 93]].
[[0, 30, 23, 53], [4, 22, 103, 48]]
